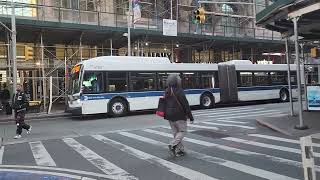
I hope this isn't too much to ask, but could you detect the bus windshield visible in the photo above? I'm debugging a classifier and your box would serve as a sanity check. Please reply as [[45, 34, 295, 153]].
[[70, 65, 82, 94]]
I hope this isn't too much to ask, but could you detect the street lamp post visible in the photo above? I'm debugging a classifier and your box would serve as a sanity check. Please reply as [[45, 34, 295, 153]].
[[127, 0, 132, 56]]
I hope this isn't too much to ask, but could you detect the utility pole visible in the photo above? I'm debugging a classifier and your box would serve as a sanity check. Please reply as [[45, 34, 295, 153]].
[[11, 0, 17, 94]]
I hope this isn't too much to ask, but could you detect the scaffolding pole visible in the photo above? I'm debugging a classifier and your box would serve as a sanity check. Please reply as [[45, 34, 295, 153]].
[[11, 0, 17, 95], [41, 34, 46, 112], [285, 37, 294, 116]]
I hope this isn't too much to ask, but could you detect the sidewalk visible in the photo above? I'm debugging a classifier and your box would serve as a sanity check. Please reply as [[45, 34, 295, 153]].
[[0, 110, 72, 123], [257, 111, 320, 137]]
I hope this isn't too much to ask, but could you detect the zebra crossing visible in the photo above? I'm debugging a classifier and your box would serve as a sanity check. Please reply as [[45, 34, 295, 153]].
[[0, 123, 318, 180]]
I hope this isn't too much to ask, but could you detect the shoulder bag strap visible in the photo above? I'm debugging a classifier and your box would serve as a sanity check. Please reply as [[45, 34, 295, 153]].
[[171, 87, 185, 114]]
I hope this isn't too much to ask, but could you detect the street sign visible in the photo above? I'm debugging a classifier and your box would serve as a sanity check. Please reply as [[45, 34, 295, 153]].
[[163, 19, 177, 36]]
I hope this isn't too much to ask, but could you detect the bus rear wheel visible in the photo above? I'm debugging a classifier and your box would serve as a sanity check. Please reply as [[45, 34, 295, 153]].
[[109, 98, 128, 117], [280, 89, 289, 102], [200, 94, 214, 109]]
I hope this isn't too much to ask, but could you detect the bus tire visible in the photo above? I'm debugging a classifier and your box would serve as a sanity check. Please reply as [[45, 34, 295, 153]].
[[200, 93, 214, 109], [279, 89, 289, 102], [109, 98, 128, 117]]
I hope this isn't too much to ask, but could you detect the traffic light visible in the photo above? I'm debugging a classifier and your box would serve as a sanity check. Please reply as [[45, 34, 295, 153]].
[[25, 45, 34, 60], [194, 7, 206, 24], [311, 47, 318, 58]]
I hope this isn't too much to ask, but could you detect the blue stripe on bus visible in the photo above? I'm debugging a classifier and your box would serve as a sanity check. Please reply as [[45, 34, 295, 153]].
[[80, 85, 296, 101], [81, 88, 221, 101]]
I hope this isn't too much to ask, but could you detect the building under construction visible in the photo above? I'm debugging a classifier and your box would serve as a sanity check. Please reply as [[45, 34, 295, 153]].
[[0, 0, 284, 109]]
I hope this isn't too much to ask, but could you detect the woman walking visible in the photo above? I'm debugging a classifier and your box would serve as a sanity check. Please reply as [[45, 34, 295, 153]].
[[164, 74, 194, 157]]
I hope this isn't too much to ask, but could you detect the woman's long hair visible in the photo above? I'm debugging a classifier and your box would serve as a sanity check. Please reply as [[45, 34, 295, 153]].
[[165, 74, 181, 98]]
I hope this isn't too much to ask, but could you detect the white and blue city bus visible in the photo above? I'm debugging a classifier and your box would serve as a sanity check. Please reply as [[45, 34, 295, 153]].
[[67, 56, 298, 117]]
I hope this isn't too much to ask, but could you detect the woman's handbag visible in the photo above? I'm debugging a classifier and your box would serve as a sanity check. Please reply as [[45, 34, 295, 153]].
[[156, 97, 165, 117]]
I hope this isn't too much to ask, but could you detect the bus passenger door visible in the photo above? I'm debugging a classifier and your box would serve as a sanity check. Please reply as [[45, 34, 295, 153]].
[[218, 64, 238, 103]]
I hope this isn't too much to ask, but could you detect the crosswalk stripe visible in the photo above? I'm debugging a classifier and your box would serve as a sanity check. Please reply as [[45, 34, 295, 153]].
[[214, 120, 249, 124], [92, 134, 219, 180], [188, 124, 219, 130], [201, 122, 255, 130], [29, 141, 56, 167], [144, 129, 215, 146], [249, 134, 320, 148], [63, 138, 137, 180], [193, 107, 256, 115], [193, 108, 267, 116], [206, 110, 280, 118], [199, 112, 284, 121], [118, 132, 299, 180], [0, 146, 3, 165], [223, 137, 320, 157]]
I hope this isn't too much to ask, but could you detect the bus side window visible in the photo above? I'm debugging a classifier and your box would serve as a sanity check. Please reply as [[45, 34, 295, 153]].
[[107, 72, 128, 92], [238, 72, 253, 87]]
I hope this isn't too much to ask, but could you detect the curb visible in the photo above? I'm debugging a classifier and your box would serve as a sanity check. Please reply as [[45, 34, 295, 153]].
[[0, 113, 72, 123], [256, 118, 292, 136]]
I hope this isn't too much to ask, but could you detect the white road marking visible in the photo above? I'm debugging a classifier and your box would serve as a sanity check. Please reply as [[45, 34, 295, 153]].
[[29, 141, 56, 167], [223, 137, 320, 157], [92, 134, 219, 180], [214, 120, 249, 124], [0, 146, 4, 165], [201, 122, 255, 130], [188, 124, 219, 130], [207, 110, 280, 118], [193, 107, 258, 115], [118, 132, 299, 180], [0, 168, 82, 179], [63, 138, 137, 180], [194, 108, 268, 116], [0, 164, 128, 179], [199, 112, 285, 122], [144, 129, 215, 146], [249, 134, 320, 148]]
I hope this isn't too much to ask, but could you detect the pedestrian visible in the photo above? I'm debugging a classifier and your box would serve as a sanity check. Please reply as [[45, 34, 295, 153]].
[[12, 83, 31, 139], [164, 74, 194, 157], [2, 83, 11, 115]]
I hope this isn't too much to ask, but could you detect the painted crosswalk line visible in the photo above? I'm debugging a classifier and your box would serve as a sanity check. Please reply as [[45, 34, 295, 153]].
[[223, 137, 320, 157], [92, 135, 219, 180], [188, 124, 220, 130], [201, 122, 256, 130], [249, 134, 320, 148], [194, 108, 268, 116], [29, 141, 56, 167], [192, 107, 259, 115], [63, 138, 138, 180], [118, 132, 299, 180]]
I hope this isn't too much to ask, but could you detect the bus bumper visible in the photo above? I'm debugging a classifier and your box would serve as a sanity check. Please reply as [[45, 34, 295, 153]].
[[66, 107, 82, 115]]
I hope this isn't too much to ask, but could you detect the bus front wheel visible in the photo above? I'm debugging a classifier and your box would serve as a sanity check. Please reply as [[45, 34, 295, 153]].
[[200, 93, 214, 109], [109, 98, 128, 117]]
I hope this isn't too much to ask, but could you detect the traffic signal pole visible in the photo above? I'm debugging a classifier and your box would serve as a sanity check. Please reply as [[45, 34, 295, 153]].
[[11, 0, 17, 94]]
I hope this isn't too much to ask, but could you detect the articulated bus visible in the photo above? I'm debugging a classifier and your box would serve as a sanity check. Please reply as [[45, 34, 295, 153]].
[[67, 56, 298, 117]]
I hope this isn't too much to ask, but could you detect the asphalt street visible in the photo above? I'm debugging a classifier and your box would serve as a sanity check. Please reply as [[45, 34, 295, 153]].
[[0, 102, 317, 180]]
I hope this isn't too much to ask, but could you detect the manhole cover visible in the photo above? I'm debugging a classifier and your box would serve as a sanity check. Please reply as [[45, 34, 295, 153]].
[[191, 130, 229, 139]]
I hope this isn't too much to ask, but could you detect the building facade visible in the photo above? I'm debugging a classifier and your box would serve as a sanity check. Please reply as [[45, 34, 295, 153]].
[[0, 0, 284, 105]]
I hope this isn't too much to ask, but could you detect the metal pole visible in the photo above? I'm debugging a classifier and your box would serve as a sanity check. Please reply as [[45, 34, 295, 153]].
[[293, 17, 307, 130], [41, 34, 46, 111], [128, 0, 132, 56], [285, 37, 294, 116], [48, 76, 52, 114], [11, 0, 17, 94], [110, 39, 113, 56], [301, 43, 308, 110], [176, 0, 179, 21], [137, 40, 140, 56], [64, 57, 67, 106], [170, 0, 173, 19]]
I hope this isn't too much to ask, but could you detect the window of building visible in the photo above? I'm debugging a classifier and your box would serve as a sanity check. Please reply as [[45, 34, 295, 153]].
[[107, 72, 128, 92], [130, 72, 156, 91], [221, 4, 237, 35], [80, 0, 96, 11], [82, 71, 104, 93]]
